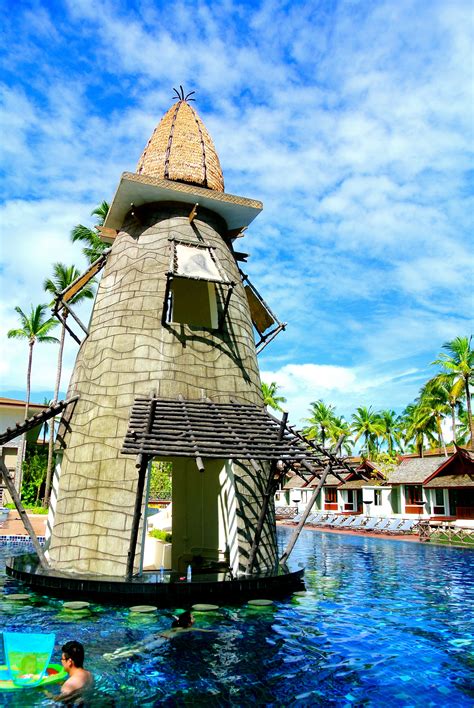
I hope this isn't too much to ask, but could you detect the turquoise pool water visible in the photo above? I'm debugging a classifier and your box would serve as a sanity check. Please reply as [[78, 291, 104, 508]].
[[1, 528, 473, 706]]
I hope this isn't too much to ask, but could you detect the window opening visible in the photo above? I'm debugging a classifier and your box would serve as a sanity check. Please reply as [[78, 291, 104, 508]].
[[325, 487, 337, 504], [374, 489, 382, 506], [406, 485, 423, 505], [433, 488, 445, 515], [163, 240, 233, 329]]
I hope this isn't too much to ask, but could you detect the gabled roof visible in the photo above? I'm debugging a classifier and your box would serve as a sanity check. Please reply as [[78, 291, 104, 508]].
[[386, 456, 450, 484], [423, 447, 474, 488]]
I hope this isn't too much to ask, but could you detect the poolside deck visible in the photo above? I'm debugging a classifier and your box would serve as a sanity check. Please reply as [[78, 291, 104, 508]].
[[0, 510, 46, 538]]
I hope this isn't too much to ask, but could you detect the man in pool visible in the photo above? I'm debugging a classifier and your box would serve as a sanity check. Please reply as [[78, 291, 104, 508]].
[[56, 640, 93, 702], [104, 610, 213, 661]]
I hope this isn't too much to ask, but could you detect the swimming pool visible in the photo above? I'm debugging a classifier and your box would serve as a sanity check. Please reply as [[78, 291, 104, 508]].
[[1, 528, 473, 706]]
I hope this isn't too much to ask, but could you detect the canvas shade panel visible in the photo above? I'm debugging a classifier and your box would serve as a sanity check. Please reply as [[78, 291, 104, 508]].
[[174, 243, 224, 282], [3, 631, 55, 687], [245, 285, 275, 335]]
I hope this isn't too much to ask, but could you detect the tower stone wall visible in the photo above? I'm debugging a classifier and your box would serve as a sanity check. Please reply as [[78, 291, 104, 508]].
[[47, 203, 275, 575]]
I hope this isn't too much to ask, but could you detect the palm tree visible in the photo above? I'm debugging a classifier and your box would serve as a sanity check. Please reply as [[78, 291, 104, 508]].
[[432, 336, 473, 449], [402, 402, 438, 457], [303, 400, 336, 447], [71, 200, 110, 263], [417, 386, 450, 456], [7, 305, 58, 494], [7, 305, 59, 420], [43, 263, 96, 505], [351, 406, 384, 458], [261, 381, 286, 412], [423, 373, 462, 445], [377, 409, 401, 456], [326, 415, 353, 455]]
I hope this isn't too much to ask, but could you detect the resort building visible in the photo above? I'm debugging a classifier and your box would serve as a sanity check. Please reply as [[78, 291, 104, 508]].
[[277, 448, 474, 525]]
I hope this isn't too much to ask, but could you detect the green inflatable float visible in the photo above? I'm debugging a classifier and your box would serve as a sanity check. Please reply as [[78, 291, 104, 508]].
[[0, 631, 67, 691]]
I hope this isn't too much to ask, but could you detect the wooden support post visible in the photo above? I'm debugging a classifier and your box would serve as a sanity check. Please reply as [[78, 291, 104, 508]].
[[53, 307, 82, 345], [0, 459, 49, 570], [218, 283, 234, 330], [126, 453, 150, 580], [188, 203, 198, 223], [58, 299, 89, 336], [126, 395, 156, 579], [279, 436, 345, 565], [246, 412, 288, 574]]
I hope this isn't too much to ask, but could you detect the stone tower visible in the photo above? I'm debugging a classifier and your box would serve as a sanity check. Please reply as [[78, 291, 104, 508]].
[[46, 92, 278, 577]]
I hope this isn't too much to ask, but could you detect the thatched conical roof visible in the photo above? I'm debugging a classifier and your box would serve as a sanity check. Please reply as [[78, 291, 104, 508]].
[[136, 94, 224, 192]]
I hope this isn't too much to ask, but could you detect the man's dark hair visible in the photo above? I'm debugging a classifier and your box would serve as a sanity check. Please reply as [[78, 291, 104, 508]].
[[62, 640, 85, 668]]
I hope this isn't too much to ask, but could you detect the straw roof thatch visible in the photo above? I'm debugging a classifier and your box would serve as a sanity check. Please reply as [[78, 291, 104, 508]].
[[137, 99, 224, 192]]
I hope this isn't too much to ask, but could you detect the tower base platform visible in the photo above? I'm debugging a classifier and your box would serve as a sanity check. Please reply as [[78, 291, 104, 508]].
[[6, 554, 305, 605]]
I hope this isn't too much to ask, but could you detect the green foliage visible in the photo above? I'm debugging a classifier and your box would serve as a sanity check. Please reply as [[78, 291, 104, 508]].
[[5, 502, 48, 514], [70, 200, 110, 263], [149, 461, 172, 500], [261, 381, 287, 412], [149, 528, 172, 542], [370, 451, 399, 480], [21, 446, 48, 505]]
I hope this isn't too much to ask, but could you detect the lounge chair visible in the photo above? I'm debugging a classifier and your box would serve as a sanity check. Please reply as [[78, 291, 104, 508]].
[[326, 515, 346, 528], [307, 513, 325, 525], [373, 518, 391, 533], [384, 518, 403, 533], [339, 515, 356, 528], [292, 513, 303, 524], [363, 517, 382, 531], [347, 515, 366, 530], [396, 519, 417, 534]]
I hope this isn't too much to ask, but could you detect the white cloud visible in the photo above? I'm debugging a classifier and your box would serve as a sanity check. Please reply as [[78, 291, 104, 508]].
[[0, 0, 472, 419]]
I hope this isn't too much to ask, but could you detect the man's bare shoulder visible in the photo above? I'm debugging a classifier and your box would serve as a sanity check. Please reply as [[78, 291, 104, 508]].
[[61, 669, 93, 695]]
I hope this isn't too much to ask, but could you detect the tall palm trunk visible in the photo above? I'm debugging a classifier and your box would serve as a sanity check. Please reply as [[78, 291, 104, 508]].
[[436, 415, 447, 457], [450, 403, 457, 444], [44, 319, 66, 506], [18, 340, 34, 496], [465, 376, 474, 450]]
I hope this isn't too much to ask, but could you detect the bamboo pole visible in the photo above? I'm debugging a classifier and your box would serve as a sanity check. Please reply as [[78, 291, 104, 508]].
[[279, 435, 345, 565], [126, 395, 156, 579], [0, 458, 49, 570]]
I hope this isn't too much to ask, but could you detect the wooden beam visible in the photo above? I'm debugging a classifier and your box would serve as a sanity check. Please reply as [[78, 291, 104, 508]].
[[279, 436, 345, 565], [0, 459, 49, 570], [96, 226, 119, 244], [188, 203, 199, 223], [59, 250, 109, 303], [0, 397, 79, 446], [53, 307, 82, 345], [218, 283, 234, 330], [227, 226, 247, 239], [58, 299, 89, 335]]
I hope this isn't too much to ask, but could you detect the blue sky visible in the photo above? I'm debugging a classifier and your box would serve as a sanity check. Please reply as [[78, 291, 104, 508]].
[[1, 0, 472, 426]]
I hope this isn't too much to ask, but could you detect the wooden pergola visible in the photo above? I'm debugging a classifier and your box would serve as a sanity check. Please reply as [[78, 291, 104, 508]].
[[122, 395, 354, 577]]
